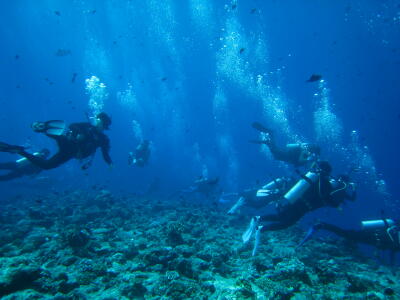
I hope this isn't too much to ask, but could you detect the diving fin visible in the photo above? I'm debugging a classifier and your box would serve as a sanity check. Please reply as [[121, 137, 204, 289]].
[[256, 189, 272, 197], [0, 142, 25, 154], [298, 225, 317, 248], [252, 226, 263, 256], [32, 120, 66, 136], [242, 216, 260, 244], [251, 122, 271, 134]]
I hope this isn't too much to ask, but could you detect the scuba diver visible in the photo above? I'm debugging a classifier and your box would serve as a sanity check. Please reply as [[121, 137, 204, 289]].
[[0, 148, 50, 181], [242, 161, 357, 256], [251, 122, 320, 167], [299, 219, 400, 263], [226, 176, 294, 215], [174, 176, 221, 200], [191, 176, 220, 197], [128, 140, 150, 167], [0, 112, 112, 170]]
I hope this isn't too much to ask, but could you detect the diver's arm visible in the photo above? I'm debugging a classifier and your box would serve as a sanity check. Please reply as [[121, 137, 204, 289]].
[[19, 150, 69, 170], [0, 171, 23, 181], [101, 137, 113, 165], [346, 183, 357, 201], [269, 144, 300, 165]]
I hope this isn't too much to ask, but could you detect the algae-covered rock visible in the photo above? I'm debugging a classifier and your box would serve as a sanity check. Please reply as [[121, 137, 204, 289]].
[[122, 242, 139, 260], [58, 280, 80, 294], [164, 278, 199, 300], [121, 279, 147, 299], [176, 258, 195, 279], [166, 222, 185, 246], [69, 230, 90, 248], [271, 257, 312, 286], [0, 266, 43, 297], [346, 273, 377, 293]]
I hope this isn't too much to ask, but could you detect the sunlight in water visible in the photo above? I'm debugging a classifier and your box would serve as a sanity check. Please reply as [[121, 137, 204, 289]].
[[313, 79, 343, 148], [85, 75, 108, 118]]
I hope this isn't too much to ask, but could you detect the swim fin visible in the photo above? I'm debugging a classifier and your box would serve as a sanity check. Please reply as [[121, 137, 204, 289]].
[[32, 120, 66, 136], [0, 141, 25, 154], [252, 226, 263, 256], [298, 225, 317, 247], [251, 122, 271, 134]]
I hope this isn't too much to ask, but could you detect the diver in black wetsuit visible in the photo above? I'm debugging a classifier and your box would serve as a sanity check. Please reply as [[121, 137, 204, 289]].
[[251, 122, 320, 167], [0, 149, 49, 181], [128, 140, 150, 167], [301, 220, 400, 252], [226, 176, 294, 215], [242, 161, 357, 255], [0, 112, 112, 170]]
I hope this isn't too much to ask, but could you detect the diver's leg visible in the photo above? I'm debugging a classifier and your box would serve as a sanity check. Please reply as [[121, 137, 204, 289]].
[[228, 196, 246, 214], [18, 150, 70, 170], [0, 171, 22, 181], [259, 213, 280, 223], [0, 162, 17, 170], [319, 223, 361, 240]]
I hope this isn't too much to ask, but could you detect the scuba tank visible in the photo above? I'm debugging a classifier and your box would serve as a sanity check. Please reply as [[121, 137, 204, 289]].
[[256, 177, 284, 197], [361, 219, 394, 230], [283, 171, 319, 204], [256, 177, 291, 199], [286, 143, 303, 150], [16, 152, 41, 168]]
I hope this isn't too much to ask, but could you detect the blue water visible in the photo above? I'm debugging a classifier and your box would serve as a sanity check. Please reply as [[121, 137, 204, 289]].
[[1, 1, 399, 227]]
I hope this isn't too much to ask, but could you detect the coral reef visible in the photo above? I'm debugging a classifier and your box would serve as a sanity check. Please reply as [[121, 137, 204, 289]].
[[0, 190, 398, 299]]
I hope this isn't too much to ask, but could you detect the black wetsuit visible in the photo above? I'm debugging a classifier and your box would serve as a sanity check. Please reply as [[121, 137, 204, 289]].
[[259, 174, 356, 231], [266, 133, 310, 166], [19, 123, 112, 170], [132, 142, 150, 167], [0, 161, 41, 181], [268, 143, 305, 166], [317, 222, 400, 252]]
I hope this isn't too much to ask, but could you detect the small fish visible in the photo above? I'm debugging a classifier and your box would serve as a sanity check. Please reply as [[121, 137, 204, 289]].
[[232, 4, 237, 10], [250, 8, 257, 14], [239, 48, 245, 54], [161, 77, 167, 81], [306, 74, 322, 82], [91, 10, 96, 14], [55, 49, 71, 56], [15, 54, 20, 60], [44, 78, 54, 85], [54, 11, 61, 16], [71, 72, 77, 83]]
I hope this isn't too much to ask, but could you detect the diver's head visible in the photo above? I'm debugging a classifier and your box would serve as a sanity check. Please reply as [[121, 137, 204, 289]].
[[305, 144, 321, 156], [39, 148, 50, 158], [95, 112, 112, 130], [337, 174, 351, 183], [318, 161, 332, 175]]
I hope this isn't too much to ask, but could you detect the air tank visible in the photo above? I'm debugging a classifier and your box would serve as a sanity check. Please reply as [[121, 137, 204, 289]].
[[283, 171, 318, 204], [361, 219, 394, 230]]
